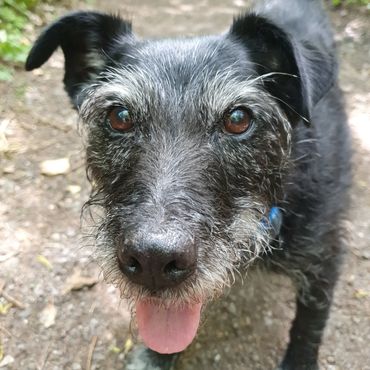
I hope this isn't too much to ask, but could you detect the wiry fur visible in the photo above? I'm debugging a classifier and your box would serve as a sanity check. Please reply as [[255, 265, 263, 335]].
[[78, 63, 291, 306], [26, 1, 351, 369]]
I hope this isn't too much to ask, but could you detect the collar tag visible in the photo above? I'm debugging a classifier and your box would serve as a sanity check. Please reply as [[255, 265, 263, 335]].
[[261, 206, 283, 238]]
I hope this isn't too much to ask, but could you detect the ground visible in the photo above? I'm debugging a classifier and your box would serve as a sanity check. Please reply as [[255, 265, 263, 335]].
[[0, 1, 369, 369]]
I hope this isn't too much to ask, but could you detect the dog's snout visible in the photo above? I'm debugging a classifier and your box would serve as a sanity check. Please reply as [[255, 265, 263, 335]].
[[117, 235, 197, 291]]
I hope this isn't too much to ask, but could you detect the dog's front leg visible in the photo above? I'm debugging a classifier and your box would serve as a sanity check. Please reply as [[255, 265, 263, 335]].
[[279, 297, 329, 370], [277, 233, 343, 370]]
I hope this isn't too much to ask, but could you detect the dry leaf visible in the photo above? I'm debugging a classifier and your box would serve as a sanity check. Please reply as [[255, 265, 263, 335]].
[[39, 302, 57, 328], [36, 255, 53, 270], [0, 355, 14, 368], [123, 337, 133, 354], [354, 289, 369, 299], [109, 345, 121, 354], [40, 158, 70, 176], [0, 303, 12, 315], [63, 270, 99, 294]]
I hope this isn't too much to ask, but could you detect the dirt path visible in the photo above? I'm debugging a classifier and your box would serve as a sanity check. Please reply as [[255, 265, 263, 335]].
[[0, 1, 369, 369]]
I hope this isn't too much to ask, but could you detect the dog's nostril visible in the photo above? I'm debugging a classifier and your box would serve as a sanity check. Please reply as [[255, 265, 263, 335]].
[[118, 248, 143, 276], [163, 259, 194, 282], [126, 256, 142, 274], [163, 260, 185, 275]]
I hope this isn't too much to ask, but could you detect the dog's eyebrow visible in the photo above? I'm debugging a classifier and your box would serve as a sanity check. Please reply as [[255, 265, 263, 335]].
[[79, 57, 296, 125], [78, 83, 132, 122]]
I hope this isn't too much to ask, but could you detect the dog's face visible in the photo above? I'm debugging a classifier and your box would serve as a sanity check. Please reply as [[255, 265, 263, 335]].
[[26, 10, 334, 354]]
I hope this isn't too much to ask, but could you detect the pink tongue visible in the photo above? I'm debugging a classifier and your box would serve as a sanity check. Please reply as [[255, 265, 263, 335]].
[[136, 300, 202, 354]]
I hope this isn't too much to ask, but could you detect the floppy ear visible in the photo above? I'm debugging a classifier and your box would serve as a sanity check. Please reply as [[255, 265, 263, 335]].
[[25, 11, 132, 106], [229, 14, 336, 125]]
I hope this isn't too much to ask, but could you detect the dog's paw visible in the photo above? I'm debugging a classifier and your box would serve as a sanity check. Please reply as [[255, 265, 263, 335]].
[[276, 362, 319, 370], [125, 345, 178, 370]]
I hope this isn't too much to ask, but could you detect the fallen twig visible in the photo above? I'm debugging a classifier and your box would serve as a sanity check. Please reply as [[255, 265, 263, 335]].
[[85, 335, 98, 370], [0, 325, 12, 337], [0, 280, 25, 309], [0, 251, 20, 263], [37, 344, 50, 370]]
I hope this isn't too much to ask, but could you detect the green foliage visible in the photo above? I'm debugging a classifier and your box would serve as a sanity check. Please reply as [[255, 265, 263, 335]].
[[0, 65, 14, 81], [0, 0, 39, 67], [332, 0, 369, 6]]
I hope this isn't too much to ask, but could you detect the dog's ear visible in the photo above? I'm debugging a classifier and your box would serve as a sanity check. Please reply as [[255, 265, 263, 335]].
[[25, 11, 132, 105], [229, 14, 336, 125]]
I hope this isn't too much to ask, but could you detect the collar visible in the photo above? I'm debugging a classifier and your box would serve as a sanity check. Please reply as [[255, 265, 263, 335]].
[[261, 206, 283, 238]]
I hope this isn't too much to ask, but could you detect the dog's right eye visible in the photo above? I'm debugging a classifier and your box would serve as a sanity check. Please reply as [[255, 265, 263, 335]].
[[107, 107, 134, 132], [223, 107, 251, 135]]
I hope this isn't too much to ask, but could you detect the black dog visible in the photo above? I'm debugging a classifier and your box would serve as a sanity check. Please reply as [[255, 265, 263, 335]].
[[26, 0, 351, 368]]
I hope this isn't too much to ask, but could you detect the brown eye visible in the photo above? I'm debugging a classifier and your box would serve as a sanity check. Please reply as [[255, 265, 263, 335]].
[[108, 107, 133, 132], [224, 108, 251, 134]]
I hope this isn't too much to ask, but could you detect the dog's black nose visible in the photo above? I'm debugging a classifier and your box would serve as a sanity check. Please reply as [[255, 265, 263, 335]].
[[117, 235, 197, 291]]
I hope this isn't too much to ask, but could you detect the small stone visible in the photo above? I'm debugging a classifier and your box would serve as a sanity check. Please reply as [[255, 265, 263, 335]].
[[3, 165, 15, 174], [335, 321, 342, 329], [40, 158, 70, 176], [327, 355, 336, 364], [346, 274, 355, 286], [66, 228, 76, 237], [233, 0, 246, 7], [51, 233, 61, 241], [214, 353, 221, 362], [264, 316, 273, 326], [228, 302, 237, 315], [39, 302, 57, 328], [252, 353, 259, 362], [66, 184, 81, 194]]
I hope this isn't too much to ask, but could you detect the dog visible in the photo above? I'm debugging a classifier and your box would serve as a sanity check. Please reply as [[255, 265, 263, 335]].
[[25, 0, 351, 368]]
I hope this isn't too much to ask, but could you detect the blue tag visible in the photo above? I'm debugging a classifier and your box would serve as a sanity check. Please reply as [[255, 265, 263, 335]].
[[261, 207, 282, 238], [268, 207, 282, 236]]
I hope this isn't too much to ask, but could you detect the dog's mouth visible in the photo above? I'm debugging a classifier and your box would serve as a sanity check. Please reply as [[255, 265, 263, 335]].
[[135, 298, 203, 354]]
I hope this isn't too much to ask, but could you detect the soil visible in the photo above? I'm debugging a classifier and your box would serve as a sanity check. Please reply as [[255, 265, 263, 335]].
[[0, 1, 369, 370]]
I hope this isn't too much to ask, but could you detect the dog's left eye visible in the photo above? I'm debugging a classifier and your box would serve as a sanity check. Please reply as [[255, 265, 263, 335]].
[[107, 107, 134, 132], [223, 108, 251, 135]]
